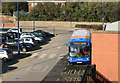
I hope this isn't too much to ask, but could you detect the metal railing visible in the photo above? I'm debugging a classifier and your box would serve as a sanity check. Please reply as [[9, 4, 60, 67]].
[[81, 64, 111, 83]]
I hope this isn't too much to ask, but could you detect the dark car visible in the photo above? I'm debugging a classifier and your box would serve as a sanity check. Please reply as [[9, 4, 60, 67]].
[[6, 32, 17, 39], [0, 28, 9, 34], [3, 39, 33, 52], [0, 34, 7, 43], [35, 30, 47, 38], [0, 28, 16, 39]]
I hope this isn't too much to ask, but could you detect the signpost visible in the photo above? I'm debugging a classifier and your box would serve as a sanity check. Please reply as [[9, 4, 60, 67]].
[[52, 24, 55, 35]]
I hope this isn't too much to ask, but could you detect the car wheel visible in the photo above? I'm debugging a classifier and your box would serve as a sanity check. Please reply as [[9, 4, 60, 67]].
[[2, 57, 8, 62], [22, 48, 27, 52]]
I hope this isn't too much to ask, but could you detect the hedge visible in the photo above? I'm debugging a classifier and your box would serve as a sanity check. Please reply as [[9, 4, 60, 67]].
[[75, 24, 103, 30]]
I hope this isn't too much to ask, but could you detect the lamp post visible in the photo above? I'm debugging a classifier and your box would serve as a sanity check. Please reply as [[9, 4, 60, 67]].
[[17, 0, 20, 55], [33, 0, 35, 32], [102, 0, 104, 31]]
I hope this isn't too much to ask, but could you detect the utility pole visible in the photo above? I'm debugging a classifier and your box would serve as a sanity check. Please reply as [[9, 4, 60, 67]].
[[102, 0, 105, 31], [33, 0, 35, 32], [17, 0, 20, 55]]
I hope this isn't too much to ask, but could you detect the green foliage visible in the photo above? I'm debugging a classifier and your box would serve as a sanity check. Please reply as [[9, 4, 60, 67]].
[[2, 2, 28, 15], [75, 24, 103, 30], [10, 2, 119, 22]]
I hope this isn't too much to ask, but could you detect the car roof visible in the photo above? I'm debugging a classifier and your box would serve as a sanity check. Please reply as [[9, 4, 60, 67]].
[[22, 37, 34, 39], [0, 48, 9, 51]]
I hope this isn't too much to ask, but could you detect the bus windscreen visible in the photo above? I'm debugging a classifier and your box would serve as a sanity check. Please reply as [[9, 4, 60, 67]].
[[70, 42, 88, 45]]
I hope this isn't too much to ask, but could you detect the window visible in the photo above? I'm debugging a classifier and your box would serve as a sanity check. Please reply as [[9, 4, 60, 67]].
[[0, 51, 4, 54], [25, 38, 30, 41]]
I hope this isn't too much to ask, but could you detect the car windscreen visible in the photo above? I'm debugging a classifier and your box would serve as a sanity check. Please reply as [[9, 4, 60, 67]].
[[6, 50, 12, 54]]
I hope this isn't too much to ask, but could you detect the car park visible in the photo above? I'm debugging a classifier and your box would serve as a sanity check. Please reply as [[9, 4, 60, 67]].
[[20, 32, 44, 43], [0, 48, 13, 62], [21, 37, 36, 46], [3, 39, 33, 52]]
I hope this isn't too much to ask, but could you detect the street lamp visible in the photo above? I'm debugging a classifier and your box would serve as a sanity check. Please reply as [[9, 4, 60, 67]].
[[17, 0, 20, 55], [102, 0, 104, 30], [33, 0, 35, 32]]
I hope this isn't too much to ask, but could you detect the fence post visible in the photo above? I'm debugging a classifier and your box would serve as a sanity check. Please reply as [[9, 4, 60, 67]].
[[92, 64, 96, 81]]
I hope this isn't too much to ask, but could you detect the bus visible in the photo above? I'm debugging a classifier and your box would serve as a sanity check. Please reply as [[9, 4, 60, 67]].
[[68, 29, 91, 64]]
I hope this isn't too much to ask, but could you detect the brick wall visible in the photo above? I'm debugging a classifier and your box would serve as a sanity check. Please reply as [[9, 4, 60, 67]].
[[92, 31, 120, 82], [14, 21, 110, 28]]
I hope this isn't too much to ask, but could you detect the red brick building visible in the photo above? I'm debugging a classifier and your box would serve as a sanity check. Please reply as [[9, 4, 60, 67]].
[[92, 31, 120, 82], [27, 1, 66, 12]]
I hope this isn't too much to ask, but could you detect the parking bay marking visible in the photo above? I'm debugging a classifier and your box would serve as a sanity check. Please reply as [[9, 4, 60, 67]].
[[29, 53, 39, 58], [49, 54, 56, 59], [39, 54, 47, 58], [27, 65, 48, 72]]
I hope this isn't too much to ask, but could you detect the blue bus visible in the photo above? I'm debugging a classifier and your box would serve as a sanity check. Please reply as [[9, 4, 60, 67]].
[[68, 29, 91, 64]]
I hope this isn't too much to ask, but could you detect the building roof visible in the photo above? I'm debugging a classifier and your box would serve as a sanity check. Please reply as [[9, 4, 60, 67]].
[[27, 0, 67, 2], [105, 21, 120, 31]]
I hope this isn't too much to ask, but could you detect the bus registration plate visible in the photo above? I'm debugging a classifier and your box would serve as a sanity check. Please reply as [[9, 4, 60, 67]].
[[77, 62, 82, 63]]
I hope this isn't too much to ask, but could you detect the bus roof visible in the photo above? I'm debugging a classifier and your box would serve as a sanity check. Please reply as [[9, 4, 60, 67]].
[[72, 29, 90, 38]]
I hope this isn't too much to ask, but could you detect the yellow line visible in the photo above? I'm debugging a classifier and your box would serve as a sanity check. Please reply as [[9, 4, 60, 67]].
[[74, 77, 76, 82], [56, 78, 59, 81], [2, 35, 60, 82], [67, 63, 69, 66], [61, 72, 63, 75], [78, 70, 81, 75], [64, 67, 67, 70], [67, 70, 71, 75], [70, 70, 73, 75], [74, 69, 76, 74]]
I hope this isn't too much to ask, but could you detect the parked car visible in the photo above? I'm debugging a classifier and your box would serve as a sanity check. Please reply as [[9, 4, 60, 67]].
[[7, 28, 22, 39], [21, 37, 36, 46], [0, 28, 9, 34], [0, 34, 7, 42], [7, 27, 22, 34], [20, 32, 44, 43], [0, 48, 13, 62], [35, 30, 47, 38], [3, 39, 33, 52]]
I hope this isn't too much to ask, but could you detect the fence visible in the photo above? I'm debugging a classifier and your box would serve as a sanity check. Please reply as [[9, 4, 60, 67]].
[[81, 65, 111, 83]]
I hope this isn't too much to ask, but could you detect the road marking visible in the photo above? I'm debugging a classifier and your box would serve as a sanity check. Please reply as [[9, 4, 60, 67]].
[[49, 54, 56, 59], [29, 53, 38, 58], [78, 70, 81, 75], [41, 65, 48, 72], [27, 65, 48, 72], [57, 46, 62, 49], [39, 54, 47, 58], [56, 78, 59, 81], [64, 67, 67, 70], [61, 72, 63, 75]]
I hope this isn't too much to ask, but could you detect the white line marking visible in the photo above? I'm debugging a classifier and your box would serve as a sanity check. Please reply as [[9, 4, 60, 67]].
[[58, 46, 62, 49], [58, 54, 65, 59], [49, 54, 56, 59], [29, 53, 38, 58], [39, 54, 47, 58], [41, 65, 48, 72]]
